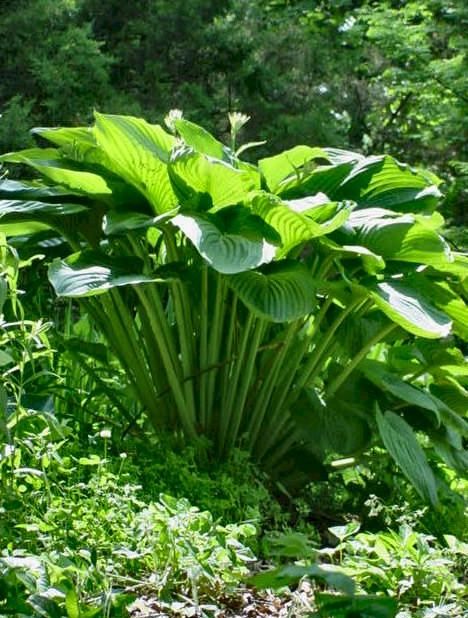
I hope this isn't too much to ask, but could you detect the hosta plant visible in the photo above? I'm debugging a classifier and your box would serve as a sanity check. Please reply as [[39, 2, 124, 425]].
[[0, 112, 467, 496]]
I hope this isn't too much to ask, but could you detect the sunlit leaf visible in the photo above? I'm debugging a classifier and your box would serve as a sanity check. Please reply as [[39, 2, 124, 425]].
[[229, 261, 317, 322]]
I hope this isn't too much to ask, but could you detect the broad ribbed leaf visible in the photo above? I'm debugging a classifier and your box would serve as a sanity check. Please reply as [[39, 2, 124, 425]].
[[0, 179, 80, 200], [32, 126, 95, 148], [336, 155, 442, 212], [169, 147, 258, 211], [250, 192, 352, 257], [103, 210, 172, 235], [368, 280, 452, 338], [229, 261, 317, 322], [376, 408, 438, 505], [401, 275, 468, 341], [279, 161, 354, 199], [432, 252, 468, 279], [0, 199, 87, 221], [172, 211, 276, 274], [93, 113, 177, 214], [259, 145, 329, 193], [0, 148, 112, 195], [48, 251, 156, 297], [175, 118, 229, 160], [361, 360, 441, 423], [292, 389, 371, 456], [335, 208, 451, 266], [321, 239, 386, 274]]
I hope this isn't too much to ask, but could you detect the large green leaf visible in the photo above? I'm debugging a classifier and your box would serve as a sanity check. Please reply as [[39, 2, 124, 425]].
[[171, 210, 277, 274], [321, 239, 386, 274], [335, 155, 442, 212], [103, 210, 173, 236], [228, 261, 317, 322], [291, 388, 371, 457], [361, 360, 442, 422], [376, 408, 438, 505], [335, 208, 451, 267], [0, 199, 87, 221], [401, 274, 468, 341], [48, 251, 158, 297], [250, 192, 352, 256], [169, 147, 259, 211], [259, 145, 329, 193], [368, 279, 452, 338], [0, 148, 112, 196], [93, 113, 177, 214], [279, 161, 354, 199], [32, 125, 95, 148], [174, 118, 230, 161], [0, 179, 81, 200]]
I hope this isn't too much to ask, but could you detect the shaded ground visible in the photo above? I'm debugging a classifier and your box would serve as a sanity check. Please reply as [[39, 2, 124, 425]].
[[129, 582, 315, 617]]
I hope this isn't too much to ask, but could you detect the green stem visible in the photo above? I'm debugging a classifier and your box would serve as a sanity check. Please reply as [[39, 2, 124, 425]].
[[220, 292, 238, 405], [326, 322, 398, 398], [295, 297, 364, 392], [199, 265, 209, 429], [164, 230, 197, 426], [96, 293, 161, 428], [254, 334, 310, 461], [262, 421, 298, 470], [246, 321, 297, 449], [135, 286, 197, 440], [224, 318, 267, 453], [218, 313, 255, 455], [205, 274, 227, 433]]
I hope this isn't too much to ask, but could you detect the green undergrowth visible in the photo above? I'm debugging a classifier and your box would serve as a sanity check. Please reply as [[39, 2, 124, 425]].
[[0, 421, 260, 615], [1, 415, 467, 617]]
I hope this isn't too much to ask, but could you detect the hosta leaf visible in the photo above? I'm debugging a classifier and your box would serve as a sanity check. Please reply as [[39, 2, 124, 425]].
[[250, 192, 352, 256], [169, 147, 259, 211], [321, 239, 386, 274], [279, 161, 354, 199], [0, 199, 87, 221], [361, 360, 441, 422], [48, 251, 158, 297], [401, 275, 468, 341], [292, 389, 371, 457], [0, 148, 112, 195], [103, 210, 173, 235], [368, 280, 452, 338], [0, 179, 80, 200], [32, 125, 96, 149], [376, 408, 438, 505], [335, 208, 451, 266], [93, 112, 177, 213], [259, 145, 329, 193], [175, 118, 229, 160], [228, 261, 317, 322], [432, 252, 468, 279], [336, 155, 442, 212], [172, 210, 277, 274]]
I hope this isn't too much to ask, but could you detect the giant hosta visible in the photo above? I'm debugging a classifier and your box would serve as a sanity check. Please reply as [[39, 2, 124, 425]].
[[1, 113, 467, 500]]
